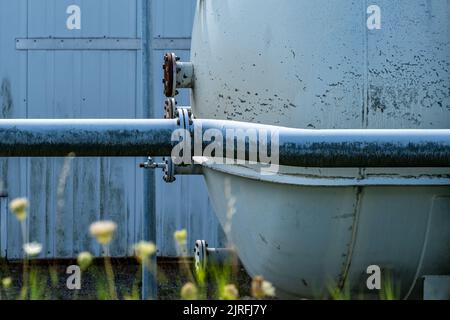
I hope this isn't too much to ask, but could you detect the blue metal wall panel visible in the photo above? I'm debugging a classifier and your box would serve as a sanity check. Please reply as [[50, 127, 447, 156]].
[[152, 0, 196, 39], [0, 0, 223, 259], [0, 0, 145, 259]]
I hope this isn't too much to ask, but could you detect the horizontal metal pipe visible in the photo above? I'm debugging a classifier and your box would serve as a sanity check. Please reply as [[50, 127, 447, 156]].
[[197, 120, 450, 167], [0, 119, 449, 167], [0, 119, 178, 157]]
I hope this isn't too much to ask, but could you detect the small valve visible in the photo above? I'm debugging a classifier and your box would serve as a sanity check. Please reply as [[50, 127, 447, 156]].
[[139, 157, 164, 169], [164, 98, 176, 119], [139, 157, 176, 183]]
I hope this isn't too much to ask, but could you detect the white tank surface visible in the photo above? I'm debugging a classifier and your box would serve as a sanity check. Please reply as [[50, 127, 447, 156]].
[[189, 0, 450, 298]]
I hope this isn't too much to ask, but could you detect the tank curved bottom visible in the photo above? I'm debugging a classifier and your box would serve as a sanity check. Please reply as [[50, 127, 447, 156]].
[[201, 166, 450, 299]]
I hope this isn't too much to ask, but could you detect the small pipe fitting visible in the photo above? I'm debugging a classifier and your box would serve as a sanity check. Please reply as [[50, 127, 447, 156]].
[[175, 61, 194, 89], [163, 52, 194, 97]]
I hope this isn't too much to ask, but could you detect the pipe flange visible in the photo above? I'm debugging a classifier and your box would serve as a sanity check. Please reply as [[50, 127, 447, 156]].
[[164, 98, 177, 119], [162, 157, 176, 183], [194, 240, 208, 272], [176, 107, 193, 129], [163, 52, 179, 97]]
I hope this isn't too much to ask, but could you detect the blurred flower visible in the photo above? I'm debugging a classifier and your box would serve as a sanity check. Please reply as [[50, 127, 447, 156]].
[[9, 198, 29, 221], [134, 241, 157, 263], [23, 242, 42, 257], [262, 280, 276, 297], [174, 229, 187, 246], [251, 276, 276, 298], [89, 220, 117, 245], [77, 251, 93, 271], [181, 282, 198, 300], [2, 277, 12, 289], [222, 284, 239, 300]]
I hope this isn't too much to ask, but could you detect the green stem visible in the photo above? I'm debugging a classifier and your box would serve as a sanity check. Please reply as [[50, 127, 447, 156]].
[[129, 263, 142, 300], [103, 246, 117, 300], [19, 257, 29, 300], [19, 220, 28, 300]]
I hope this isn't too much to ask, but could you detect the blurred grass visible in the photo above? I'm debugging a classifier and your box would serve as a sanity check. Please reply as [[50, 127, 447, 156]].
[[0, 257, 252, 300]]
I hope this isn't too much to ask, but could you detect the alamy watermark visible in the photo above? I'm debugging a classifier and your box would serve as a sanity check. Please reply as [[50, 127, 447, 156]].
[[66, 5, 81, 30], [170, 124, 281, 175], [66, 265, 81, 290], [367, 5, 382, 30], [366, 265, 381, 290]]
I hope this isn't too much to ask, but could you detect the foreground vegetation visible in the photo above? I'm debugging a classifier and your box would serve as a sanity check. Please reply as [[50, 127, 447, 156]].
[[0, 197, 277, 300], [0, 196, 399, 300]]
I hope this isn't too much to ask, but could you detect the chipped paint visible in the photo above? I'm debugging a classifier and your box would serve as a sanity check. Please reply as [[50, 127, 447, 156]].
[[191, 0, 450, 299]]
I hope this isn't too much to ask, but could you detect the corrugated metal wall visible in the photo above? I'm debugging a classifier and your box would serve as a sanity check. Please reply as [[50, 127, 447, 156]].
[[0, 0, 224, 259]]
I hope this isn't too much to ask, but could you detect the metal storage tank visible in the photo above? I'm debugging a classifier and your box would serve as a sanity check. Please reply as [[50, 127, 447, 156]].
[[0, 0, 222, 261], [188, 0, 450, 298]]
